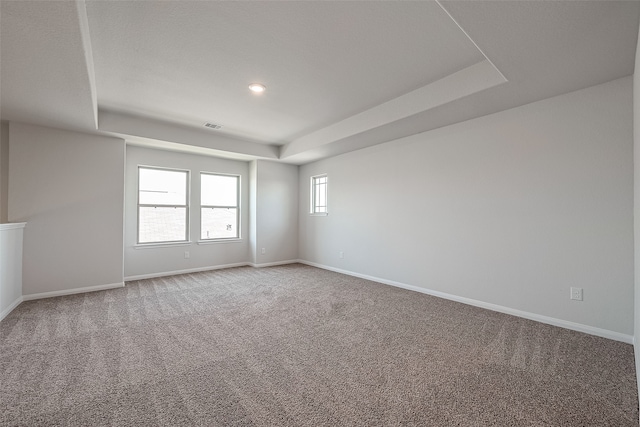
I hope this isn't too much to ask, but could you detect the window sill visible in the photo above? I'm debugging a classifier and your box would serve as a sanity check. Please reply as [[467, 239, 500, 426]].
[[197, 238, 243, 245], [134, 241, 192, 249], [310, 212, 329, 216]]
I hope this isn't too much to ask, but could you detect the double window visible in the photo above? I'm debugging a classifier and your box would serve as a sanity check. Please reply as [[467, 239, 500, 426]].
[[137, 166, 240, 244]]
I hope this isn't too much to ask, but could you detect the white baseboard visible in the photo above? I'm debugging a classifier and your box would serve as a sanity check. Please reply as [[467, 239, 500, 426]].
[[0, 296, 24, 322], [124, 262, 250, 281], [249, 259, 299, 268], [22, 282, 125, 301], [298, 260, 633, 344]]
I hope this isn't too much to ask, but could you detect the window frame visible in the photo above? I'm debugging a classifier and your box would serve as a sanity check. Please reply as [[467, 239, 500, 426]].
[[199, 172, 241, 241], [137, 165, 190, 245], [310, 174, 328, 215]]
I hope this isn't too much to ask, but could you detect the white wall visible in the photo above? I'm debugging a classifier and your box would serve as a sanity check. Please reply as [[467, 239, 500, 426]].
[[249, 160, 258, 264], [300, 76, 634, 337], [253, 160, 298, 265], [8, 123, 125, 295], [632, 17, 640, 410], [125, 146, 250, 279], [0, 223, 25, 320], [0, 121, 8, 223]]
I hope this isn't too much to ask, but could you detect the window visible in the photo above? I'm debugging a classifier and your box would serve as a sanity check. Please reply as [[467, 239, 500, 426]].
[[201, 173, 240, 240], [138, 166, 189, 244], [310, 174, 328, 214]]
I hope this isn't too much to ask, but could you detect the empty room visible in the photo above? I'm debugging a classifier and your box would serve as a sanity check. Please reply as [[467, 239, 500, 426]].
[[2, 0, 640, 425]]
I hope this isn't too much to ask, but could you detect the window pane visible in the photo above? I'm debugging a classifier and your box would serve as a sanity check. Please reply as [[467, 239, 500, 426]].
[[139, 207, 187, 243], [318, 183, 326, 207], [201, 208, 238, 239], [201, 174, 237, 206], [139, 168, 187, 205]]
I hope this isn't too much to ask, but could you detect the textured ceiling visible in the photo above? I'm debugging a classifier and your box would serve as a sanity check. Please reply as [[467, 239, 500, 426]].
[[1, 1, 639, 164], [86, 0, 483, 143], [0, 0, 97, 131]]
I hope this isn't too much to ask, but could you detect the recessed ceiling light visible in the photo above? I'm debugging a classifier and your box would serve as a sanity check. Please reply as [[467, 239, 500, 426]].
[[248, 83, 266, 93]]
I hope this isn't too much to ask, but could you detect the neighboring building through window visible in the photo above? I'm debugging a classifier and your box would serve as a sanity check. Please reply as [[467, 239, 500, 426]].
[[310, 174, 328, 214], [201, 173, 240, 240], [138, 166, 189, 244]]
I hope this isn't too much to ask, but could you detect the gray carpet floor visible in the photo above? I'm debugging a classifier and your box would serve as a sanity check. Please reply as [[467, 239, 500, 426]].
[[0, 263, 638, 426]]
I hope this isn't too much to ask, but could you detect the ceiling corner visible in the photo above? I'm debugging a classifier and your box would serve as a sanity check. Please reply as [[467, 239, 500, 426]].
[[75, 0, 99, 130]]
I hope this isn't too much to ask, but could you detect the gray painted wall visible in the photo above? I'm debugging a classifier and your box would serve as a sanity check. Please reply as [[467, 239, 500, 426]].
[[8, 122, 125, 295], [299, 76, 634, 336], [253, 160, 298, 265], [633, 18, 640, 411], [0, 223, 25, 320], [0, 121, 8, 223], [249, 160, 258, 265], [124, 146, 250, 278], [0, 224, 25, 320]]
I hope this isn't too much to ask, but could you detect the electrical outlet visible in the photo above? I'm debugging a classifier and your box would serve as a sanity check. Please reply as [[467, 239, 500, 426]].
[[261, 248, 266, 255], [570, 287, 583, 301], [339, 251, 344, 259], [184, 251, 190, 259]]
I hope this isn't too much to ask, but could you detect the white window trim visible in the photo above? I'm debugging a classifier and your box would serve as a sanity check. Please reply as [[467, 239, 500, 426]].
[[310, 174, 328, 215], [196, 238, 243, 245], [200, 172, 241, 241], [134, 241, 193, 249], [137, 165, 190, 244]]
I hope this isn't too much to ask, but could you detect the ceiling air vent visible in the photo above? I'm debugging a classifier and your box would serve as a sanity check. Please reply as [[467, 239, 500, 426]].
[[204, 122, 223, 130]]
